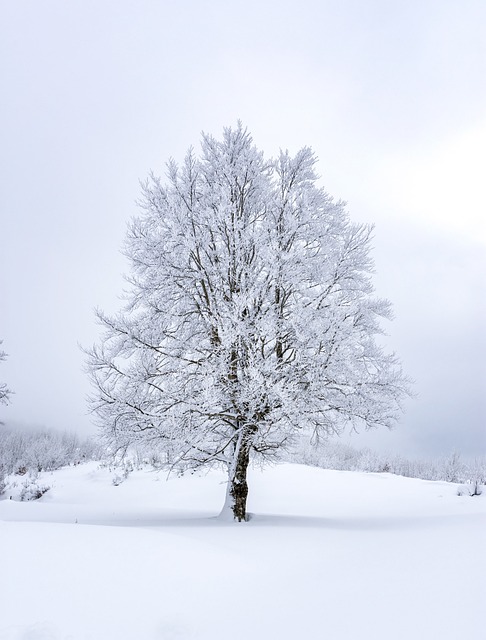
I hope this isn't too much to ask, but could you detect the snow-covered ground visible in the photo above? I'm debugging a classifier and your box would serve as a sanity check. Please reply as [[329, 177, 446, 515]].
[[1, 462, 485, 640]]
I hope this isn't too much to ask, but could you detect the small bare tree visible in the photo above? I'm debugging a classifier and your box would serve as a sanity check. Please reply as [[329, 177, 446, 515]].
[[0, 341, 12, 407], [86, 124, 410, 521]]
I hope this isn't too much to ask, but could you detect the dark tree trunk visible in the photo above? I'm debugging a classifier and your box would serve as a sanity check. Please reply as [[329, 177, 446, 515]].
[[222, 433, 251, 522], [229, 440, 250, 521]]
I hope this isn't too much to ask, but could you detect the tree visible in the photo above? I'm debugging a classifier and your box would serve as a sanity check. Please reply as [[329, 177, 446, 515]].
[[0, 341, 12, 407], [87, 123, 409, 521]]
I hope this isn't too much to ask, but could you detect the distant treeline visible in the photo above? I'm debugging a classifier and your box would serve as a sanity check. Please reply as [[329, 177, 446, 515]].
[[289, 437, 486, 487], [1, 426, 484, 498], [0, 426, 101, 494]]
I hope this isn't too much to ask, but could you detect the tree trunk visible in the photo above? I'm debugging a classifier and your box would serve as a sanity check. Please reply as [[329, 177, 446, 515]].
[[221, 434, 251, 522]]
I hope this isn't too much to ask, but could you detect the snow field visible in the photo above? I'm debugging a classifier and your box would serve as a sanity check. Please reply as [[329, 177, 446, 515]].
[[1, 463, 485, 639]]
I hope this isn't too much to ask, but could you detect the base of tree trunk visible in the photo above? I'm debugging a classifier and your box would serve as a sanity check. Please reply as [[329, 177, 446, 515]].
[[220, 443, 250, 522], [230, 479, 249, 522], [219, 478, 250, 522]]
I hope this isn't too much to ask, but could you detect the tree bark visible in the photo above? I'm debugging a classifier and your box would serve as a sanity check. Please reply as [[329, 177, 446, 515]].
[[221, 433, 251, 522], [230, 440, 250, 521]]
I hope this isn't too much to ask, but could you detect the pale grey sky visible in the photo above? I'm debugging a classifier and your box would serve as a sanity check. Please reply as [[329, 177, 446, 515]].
[[1, 0, 485, 459]]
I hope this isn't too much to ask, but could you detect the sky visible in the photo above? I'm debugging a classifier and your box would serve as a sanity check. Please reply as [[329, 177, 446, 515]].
[[1, 0, 485, 460]]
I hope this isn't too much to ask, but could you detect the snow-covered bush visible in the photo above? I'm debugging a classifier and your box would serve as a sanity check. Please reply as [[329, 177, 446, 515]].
[[104, 441, 173, 473], [457, 459, 486, 496], [457, 481, 483, 497], [19, 471, 50, 501], [111, 458, 134, 486]]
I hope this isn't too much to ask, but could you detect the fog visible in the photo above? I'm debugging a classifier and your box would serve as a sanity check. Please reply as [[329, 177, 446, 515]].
[[1, 0, 484, 459]]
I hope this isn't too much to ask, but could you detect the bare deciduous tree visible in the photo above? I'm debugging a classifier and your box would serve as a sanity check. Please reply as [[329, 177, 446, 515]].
[[0, 341, 12, 407], [86, 124, 410, 521]]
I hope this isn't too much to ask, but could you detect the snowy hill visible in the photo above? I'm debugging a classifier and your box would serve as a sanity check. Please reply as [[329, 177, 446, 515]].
[[1, 463, 485, 639]]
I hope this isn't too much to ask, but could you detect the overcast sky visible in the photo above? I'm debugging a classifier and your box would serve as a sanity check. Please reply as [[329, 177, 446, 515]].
[[1, 0, 485, 459]]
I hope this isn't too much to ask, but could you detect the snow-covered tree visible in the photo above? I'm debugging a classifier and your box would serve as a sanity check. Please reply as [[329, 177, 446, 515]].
[[87, 124, 409, 521], [0, 342, 12, 407]]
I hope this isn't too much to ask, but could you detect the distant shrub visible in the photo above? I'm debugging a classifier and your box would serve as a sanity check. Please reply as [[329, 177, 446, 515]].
[[457, 480, 483, 497], [103, 440, 174, 472], [19, 471, 51, 501], [111, 458, 134, 486]]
